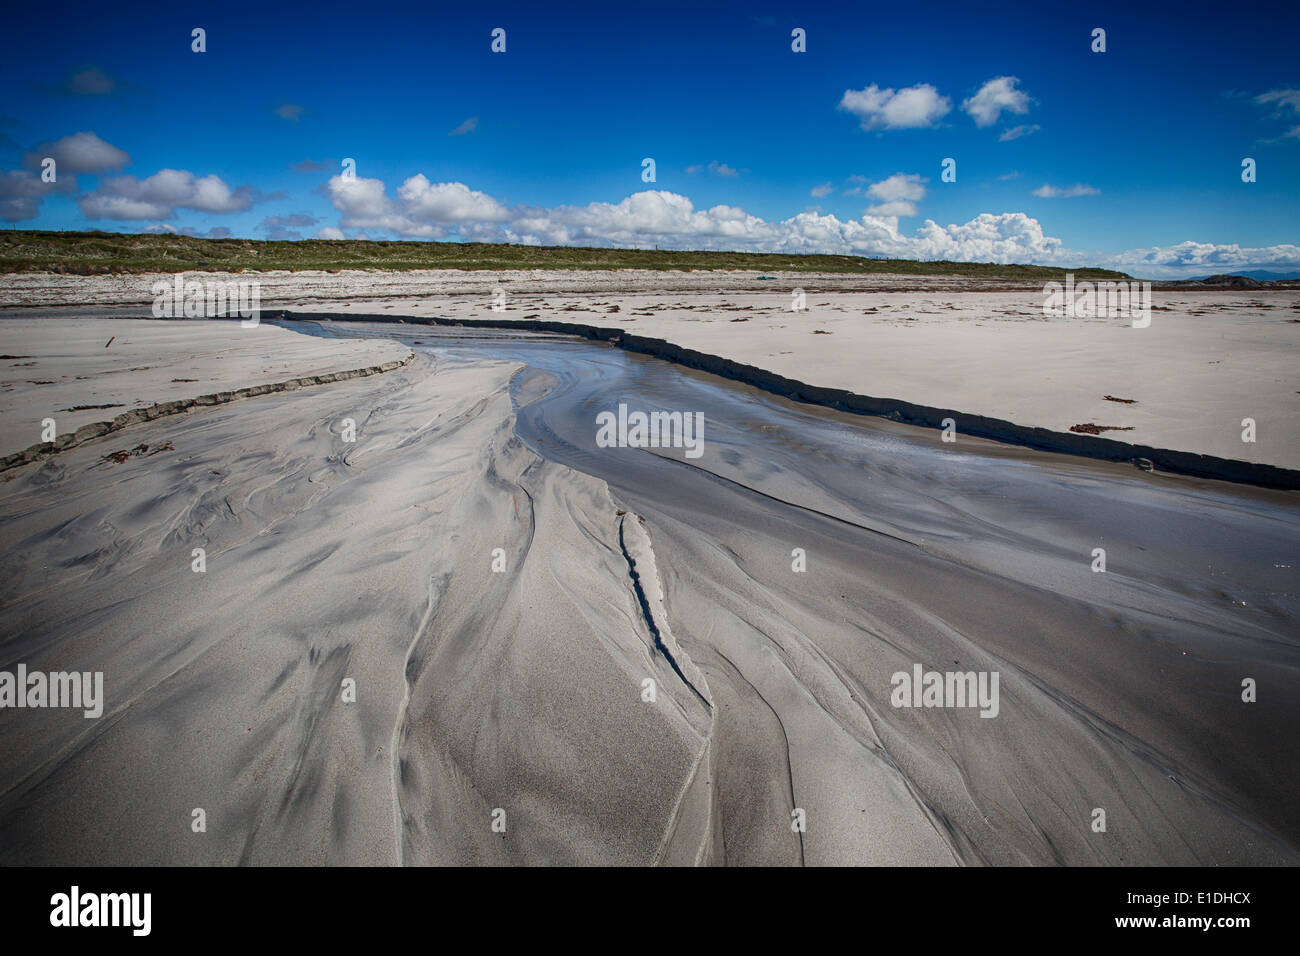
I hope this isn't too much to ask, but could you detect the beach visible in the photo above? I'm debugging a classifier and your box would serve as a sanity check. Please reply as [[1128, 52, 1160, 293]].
[[0, 322, 711, 864], [4, 269, 1295, 471], [0, 280, 1297, 865]]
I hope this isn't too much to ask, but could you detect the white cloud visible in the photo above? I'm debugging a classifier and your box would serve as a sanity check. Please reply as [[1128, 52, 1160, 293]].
[[1033, 183, 1100, 198], [999, 124, 1039, 142], [398, 176, 510, 223], [324, 174, 509, 237], [810, 182, 833, 198], [275, 104, 305, 122], [323, 173, 428, 235], [910, 212, 1065, 262], [864, 172, 927, 217], [863, 201, 914, 217], [504, 191, 769, 247], [187, 174, 254, 212], [317, 173, 1084, 263], [79, 169, 257, 219], [318, 226, 346, 240], [963, 76, 1031, 128], [866, 173, 926, 202], [1106, 240, 1300, 278], [26, 131, 131, 174], [449, 117, 478, 136], [838, 83, 952, 130]]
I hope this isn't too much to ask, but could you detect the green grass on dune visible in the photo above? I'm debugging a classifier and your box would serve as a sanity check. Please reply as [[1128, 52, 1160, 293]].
[[0, 229, 1131, 280]]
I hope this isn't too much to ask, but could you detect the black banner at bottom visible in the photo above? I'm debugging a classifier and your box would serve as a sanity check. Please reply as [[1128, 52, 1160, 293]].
[[0, 865, 1284, 943]]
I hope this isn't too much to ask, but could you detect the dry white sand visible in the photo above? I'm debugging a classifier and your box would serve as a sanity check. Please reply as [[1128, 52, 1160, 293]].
[[0, 318, 410, 460], [0, 268, 1049, 307], [6, 268, 1292, 469], [358, 287, 1299, 471]]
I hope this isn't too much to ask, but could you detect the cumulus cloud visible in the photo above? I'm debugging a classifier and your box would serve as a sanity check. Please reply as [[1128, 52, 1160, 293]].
[[449, 117, 478, 136], [398, 175, 510, 223], [317, 226, 346, 240], [79, 169, 258, 219], [1032, 183, 1100, 198], [963, 76, 1031, 128], [838, 83, 952, 130], [274, 104, 305, 122], [324, 173, 417, 234], [1105, 240, 1300, 277], [999, 124, 1039, 142], [865, 172, 927, 217], [25, 131, 131, 174], [810, 182, 833, 198], [503, 191, 769, 248], [323, 173, 508, 237], [864, 202, 917, 218], [320, 173, 1071, 263]]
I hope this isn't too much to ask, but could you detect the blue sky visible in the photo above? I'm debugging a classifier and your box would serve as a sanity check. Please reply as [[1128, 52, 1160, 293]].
[[2, 0, 1298, 276]]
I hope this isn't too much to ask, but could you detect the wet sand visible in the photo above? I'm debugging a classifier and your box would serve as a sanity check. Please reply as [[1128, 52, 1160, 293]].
[[0, 316, 1296, 865]]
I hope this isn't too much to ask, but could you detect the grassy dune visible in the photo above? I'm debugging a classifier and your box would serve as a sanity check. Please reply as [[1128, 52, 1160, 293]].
[[0, 229, 1131, 280]]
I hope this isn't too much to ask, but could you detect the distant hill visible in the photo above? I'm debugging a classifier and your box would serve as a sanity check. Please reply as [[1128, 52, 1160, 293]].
[[1188, 270, 1300, 282], [0, 229, 1130, 281]]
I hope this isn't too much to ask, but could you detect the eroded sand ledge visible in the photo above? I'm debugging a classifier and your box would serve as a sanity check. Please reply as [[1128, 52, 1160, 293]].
[[279, 308, 1300, 489]]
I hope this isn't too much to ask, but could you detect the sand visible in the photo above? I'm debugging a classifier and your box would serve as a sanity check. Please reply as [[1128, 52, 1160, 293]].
[[0, 318, 410, 460], [342, 287, 1299, 472], [0, 320, 709, 864], [0, 298, 1295, 866], [0, 268, 1077, 308], [5, 268, 1294, 469]]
